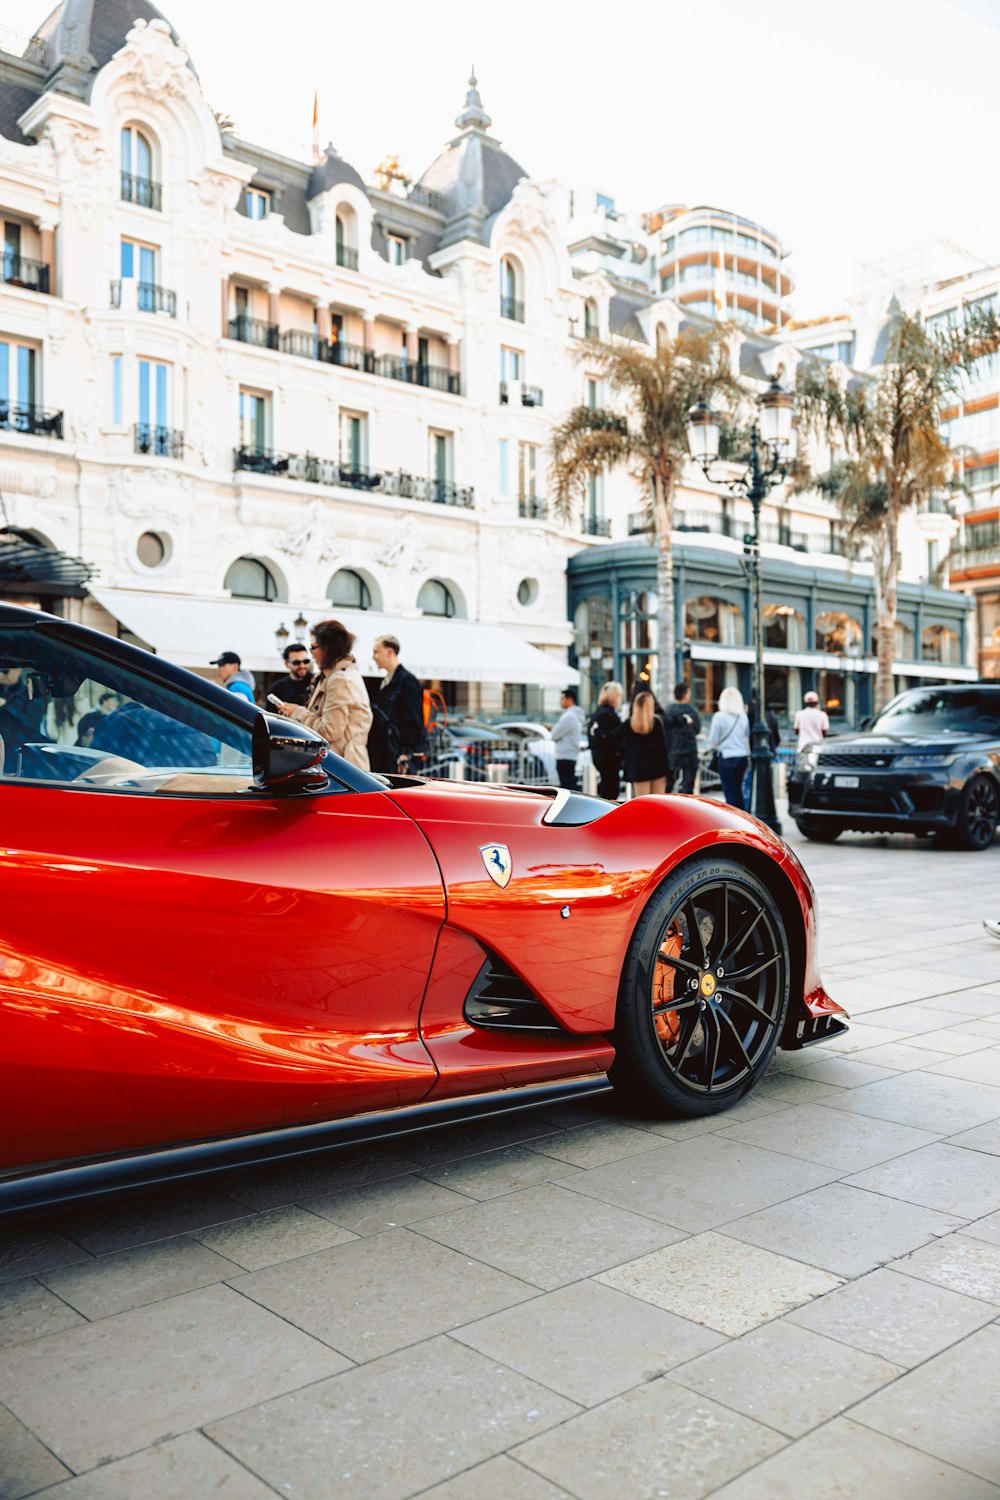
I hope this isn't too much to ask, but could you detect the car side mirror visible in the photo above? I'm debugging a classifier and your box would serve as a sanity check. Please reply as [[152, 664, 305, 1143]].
[[253, 712, 328, 790]]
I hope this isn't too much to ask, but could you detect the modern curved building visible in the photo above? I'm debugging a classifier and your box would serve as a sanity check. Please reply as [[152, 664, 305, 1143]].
[[648, 204, 793, 331]]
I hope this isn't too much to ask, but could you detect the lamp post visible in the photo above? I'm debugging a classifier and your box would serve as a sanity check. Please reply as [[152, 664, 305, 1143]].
[[686, 379, 795, 835]]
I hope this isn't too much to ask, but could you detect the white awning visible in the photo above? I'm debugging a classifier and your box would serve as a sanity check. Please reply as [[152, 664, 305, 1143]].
[[89, 588, 578, 687]]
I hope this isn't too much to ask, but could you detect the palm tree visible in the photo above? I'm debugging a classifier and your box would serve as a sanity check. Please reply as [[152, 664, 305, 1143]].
[[796, 309, 995, 710], [550, 328, 742, 705]]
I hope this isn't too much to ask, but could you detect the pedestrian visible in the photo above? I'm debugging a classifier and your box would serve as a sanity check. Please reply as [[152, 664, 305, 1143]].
[[622, 689, 670, 797], [587, 681, 625, 800], [708, 685, 752, 809], [551, 686, 585, 790], [269, 641, 314, 709], [210, 651, 256, 704], [0, 665, 49, 760], [371, 633, 428, 772], [794, 690, 830, 751], [76, 690, 120, 747], [274, 619, 372, 769], [663, 681, 701, 794]]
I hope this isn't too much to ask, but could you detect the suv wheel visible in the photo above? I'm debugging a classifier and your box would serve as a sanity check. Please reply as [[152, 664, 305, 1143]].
[[953, 774, 999, 851]]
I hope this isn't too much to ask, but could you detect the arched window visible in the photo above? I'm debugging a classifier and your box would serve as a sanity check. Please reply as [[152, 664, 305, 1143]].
[[120, 125, 158, 209], [327, 568, 371, 610], [762, 604, 807, 651], [685, 596, 745, 646], [583, 299, 599, 337], [500, 257, 523, 322], [895, 621, 916, 658], [418, 578, 455, 617], [225, 556, 278, 601], [815, 611, 862, 654], [922, 623, 960, 664], [335, 207, 358, 270]]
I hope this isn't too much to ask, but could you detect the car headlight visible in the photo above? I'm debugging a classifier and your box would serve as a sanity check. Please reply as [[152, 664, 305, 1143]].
[[894, 753, 959, 768]]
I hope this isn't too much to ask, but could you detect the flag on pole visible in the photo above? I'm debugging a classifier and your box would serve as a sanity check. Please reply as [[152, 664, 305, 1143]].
[[311, 90, 320, 163], [713, 248, 726, 320]]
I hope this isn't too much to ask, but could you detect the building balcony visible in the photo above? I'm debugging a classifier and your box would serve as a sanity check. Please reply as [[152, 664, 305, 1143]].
[[519, 496, 548, 520], [227, 313, 279, 349], [279, 329, 324, 360], [234, 448, 474, 506], [582, 515, 611, 537], [120, 172, 162, 210], [336, 244, 359, 270], [134, 422, 184, 459], [500, 295, 524, 322], [0, 401, 63, 439], [405, 186, 444, 212], [373, 355, 461, 394], [675, 509, 738, 539], [1, 252, 50, 295], [949, 542, 1000, 575], [111, 279, 177, 316], [761, 522, 809, 551], [500, 382, 543, 407]]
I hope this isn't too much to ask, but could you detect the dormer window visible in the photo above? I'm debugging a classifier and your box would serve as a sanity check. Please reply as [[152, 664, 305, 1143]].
[[120, 125, 160, 210], [386, 233, 407, 265], [240, 188, 270, 220]]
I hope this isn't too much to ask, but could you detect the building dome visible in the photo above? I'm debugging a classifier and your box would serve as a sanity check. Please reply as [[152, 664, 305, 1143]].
[[414, 70, 526, 246], [37, 0, 187, 79], [307, 144, 366, 201]]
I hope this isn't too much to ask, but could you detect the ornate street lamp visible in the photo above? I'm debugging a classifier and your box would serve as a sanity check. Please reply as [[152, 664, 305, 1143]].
[[685, 378, 796, 834], [293, 612, 308, 634], [274, 621, 290, 652]]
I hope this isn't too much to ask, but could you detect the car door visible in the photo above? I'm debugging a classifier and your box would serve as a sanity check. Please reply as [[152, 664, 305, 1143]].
[[0, 620, 444, 1172]]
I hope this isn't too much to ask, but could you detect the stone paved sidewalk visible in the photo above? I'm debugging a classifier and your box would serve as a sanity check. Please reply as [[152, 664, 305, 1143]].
[[2, 825, 999, 1499]]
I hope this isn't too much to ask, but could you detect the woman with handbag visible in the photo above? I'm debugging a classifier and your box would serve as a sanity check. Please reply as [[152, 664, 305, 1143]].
[[707, 685, 751, 810], [622, 689, 669, 797], [273, 618, 373, 770]]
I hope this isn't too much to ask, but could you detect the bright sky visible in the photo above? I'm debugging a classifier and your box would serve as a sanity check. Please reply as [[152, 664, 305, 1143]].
[[71, 0, 1000, 315]]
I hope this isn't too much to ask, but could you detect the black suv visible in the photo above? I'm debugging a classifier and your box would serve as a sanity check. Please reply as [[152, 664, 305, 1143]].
[[788, 684, 1000, 850]]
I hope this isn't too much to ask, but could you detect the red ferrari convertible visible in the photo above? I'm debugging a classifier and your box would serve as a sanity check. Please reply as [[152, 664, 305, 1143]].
[[0, 604, 846, 1213]]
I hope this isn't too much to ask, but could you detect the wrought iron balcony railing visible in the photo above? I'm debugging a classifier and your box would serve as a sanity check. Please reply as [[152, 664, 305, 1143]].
[[336, 244, 359, 270], [227, 314, 279, 348], [234, 447, 474, 506], [120, 172, 162, 210], [1, 252, 50, 294], [279, 329, 322, 360], [111, 279, 177, 316], [519, 496, 548, 520], [500, 295, 524, 322], [373, 355, 461, 394], [0, 401, 63, 439], [134, 422, 184, 459], [324, 339, 372, 372], [582, 515, 611, 537], [949, 542, 1000, 572]]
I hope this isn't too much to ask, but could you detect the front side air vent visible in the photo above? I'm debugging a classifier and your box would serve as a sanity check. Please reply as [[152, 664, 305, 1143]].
[[464, 952, 566, 1032]]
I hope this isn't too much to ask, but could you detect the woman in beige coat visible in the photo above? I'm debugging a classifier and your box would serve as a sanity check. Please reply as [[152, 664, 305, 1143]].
[[274, 618, 373, 770]]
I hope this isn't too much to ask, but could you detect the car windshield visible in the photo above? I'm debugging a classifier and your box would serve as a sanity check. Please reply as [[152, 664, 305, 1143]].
[[870, 689, 1000, 737]]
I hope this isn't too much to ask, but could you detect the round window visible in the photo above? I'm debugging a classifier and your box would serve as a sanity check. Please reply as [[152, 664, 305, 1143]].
[[136, 531, 169, 568], [517, 577, 539, 607]]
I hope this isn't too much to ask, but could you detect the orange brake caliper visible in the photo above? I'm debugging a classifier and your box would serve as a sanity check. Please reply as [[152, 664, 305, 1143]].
[[653, 922, 683, 1047]]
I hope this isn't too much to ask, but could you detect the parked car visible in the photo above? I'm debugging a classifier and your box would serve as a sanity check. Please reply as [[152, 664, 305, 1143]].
[[788, 683, 1000, 849], [494, 721, 591, 785], [424, 721, 547, 783], [0, 602, 846, 1212]]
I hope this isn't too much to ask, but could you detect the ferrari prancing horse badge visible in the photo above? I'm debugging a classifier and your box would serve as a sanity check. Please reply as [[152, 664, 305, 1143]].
[[480, 843, 512, 889]]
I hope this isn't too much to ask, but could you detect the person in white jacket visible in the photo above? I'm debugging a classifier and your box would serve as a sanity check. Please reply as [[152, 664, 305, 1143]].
[[551, 687, 584, 790]]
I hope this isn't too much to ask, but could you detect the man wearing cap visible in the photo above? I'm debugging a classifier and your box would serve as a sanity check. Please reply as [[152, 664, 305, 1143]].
[[210, 651, 256, 704], [794, 690, 829, 752]]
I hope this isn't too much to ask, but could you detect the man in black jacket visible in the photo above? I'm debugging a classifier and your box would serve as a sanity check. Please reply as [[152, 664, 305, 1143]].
[[664, 681, 701, 794], [269, 642, 314, 708], [372, 634, 428, 772]]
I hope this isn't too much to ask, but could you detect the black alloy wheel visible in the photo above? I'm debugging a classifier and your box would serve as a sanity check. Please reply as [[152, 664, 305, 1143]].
[[612, 857, 790, 1117], [954, 774, 1000, 851], [795, 817, 843, 843]]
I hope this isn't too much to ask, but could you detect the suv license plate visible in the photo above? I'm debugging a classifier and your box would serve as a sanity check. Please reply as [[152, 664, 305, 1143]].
[[834, 775, 860, 788]]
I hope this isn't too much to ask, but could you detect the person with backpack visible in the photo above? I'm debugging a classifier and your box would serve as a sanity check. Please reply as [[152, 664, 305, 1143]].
[[371, 633, 428, 773], [587, 680, 624, 800], [663, 681, 701, 794]]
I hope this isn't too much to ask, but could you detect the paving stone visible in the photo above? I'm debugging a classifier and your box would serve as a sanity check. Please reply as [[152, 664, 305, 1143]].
[[0, 1226, 91, 1286], [191, 1204, 357, 1269], [528, 1120, 672, 1169], [58, 1185, 250, 1255], [512, 1378, 786, 1500], [709, 1416, 1000, 1499], [721, 1183, 962, 1277], [623, 1094, 792, 1139], [963, 1211, 1000, 1247], [670, 1320, 901, 1437], [855, 1001, 984, 1033], [414, 1183, 684, 1290], [39, 1235, 240, 1319], [903, 1028, 996, 1053], [891, 1232, 1000, 1304], [851, 1041, 962, 1071], [950, 1019, 1000, 1041], [948, 1118, 1000, 1155], [844, 1141, 1000, 1218], [717, 1102, 940, 1171], [207, 1336, 578, 1500], [748, 1073, 846, 1104], [0, 1279, 85, 1348], [779, 1055, 899, 1087], [231, 1226, 535, 1360], [397, 1115, 563, 1168], [852, 1324, 1000, 1483], [453, 1278, 724, 1405], [786, 1266, 997, 1365], [0, 1403, 71, 1499], [823, 1071, 1000, 1134], [223, 1146, 419, 1211], [597, 1231, 841, 1337], [925, 1047, 1000, 1087], [302, 1173, 474, 1235], [33, 1432, 276, 1498], [416, 1145, 584, 1199], [556, 1134, 840, 1232], [822, 1022, 920, 1053], [418, 1456, 574, 1499], [0, 1283, 347, 1472]]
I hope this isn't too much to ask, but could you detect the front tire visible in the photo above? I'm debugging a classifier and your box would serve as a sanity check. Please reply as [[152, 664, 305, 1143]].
[[611, 857, 790, 1118], [953, 775, 999, 851], [795, 817, 843, 843]]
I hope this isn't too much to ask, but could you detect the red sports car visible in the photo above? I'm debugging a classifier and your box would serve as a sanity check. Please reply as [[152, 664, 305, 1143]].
[[0, 604, 846, 1213]]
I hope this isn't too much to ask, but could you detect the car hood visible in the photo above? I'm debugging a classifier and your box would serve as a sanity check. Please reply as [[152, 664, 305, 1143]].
[[820, 733, 987, 753]]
